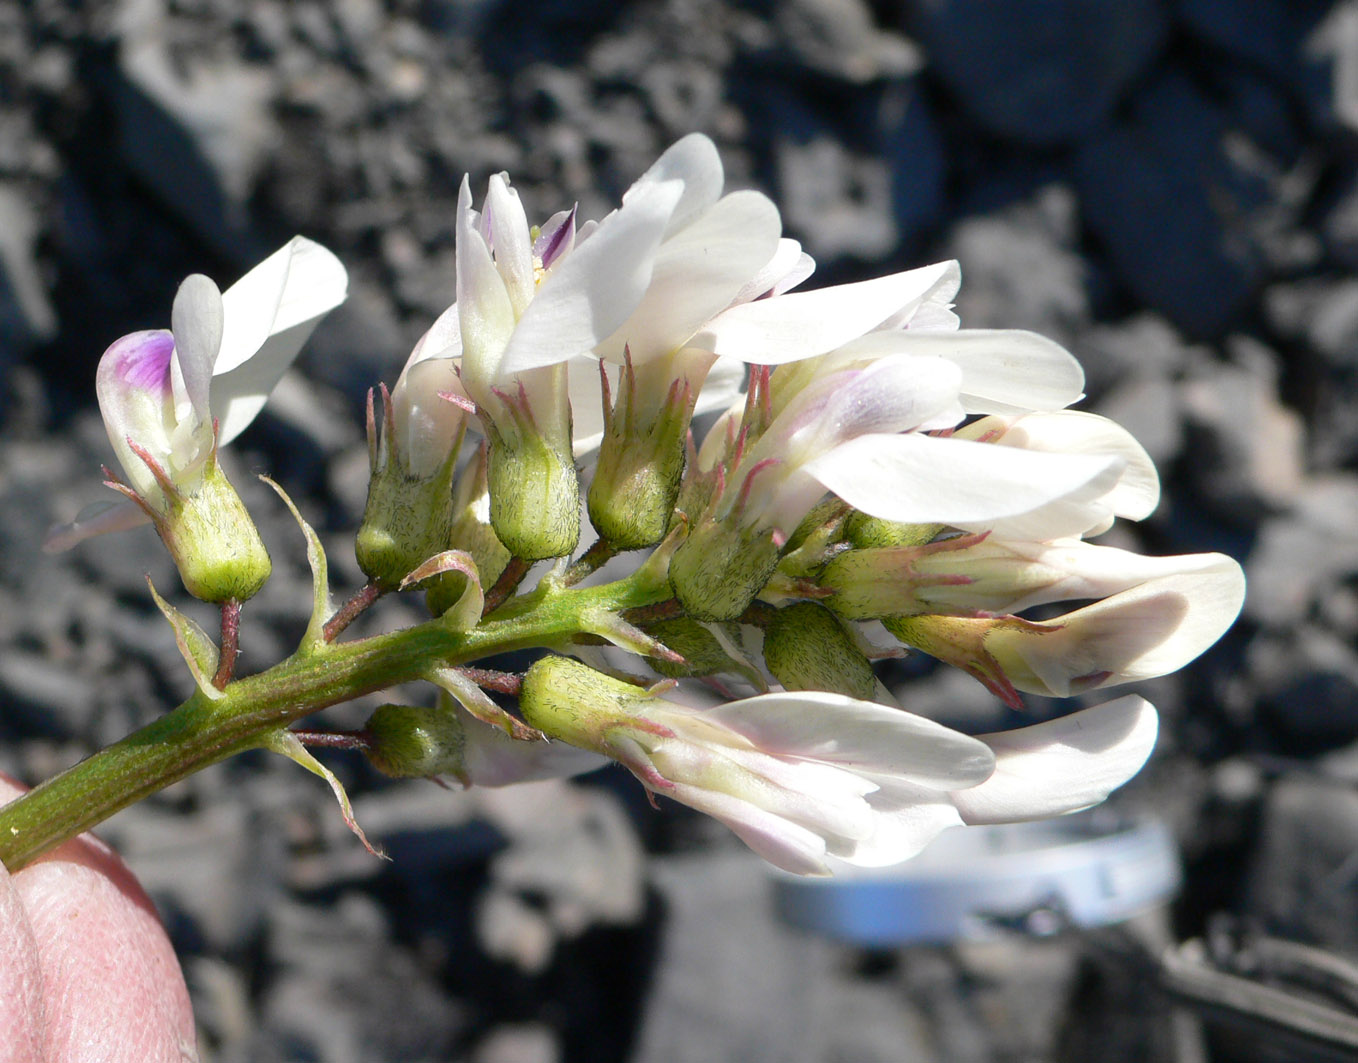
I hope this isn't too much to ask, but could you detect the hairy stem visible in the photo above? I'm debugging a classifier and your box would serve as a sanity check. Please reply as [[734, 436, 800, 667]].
[[213, 598, 242, 689], [0, 564, 672, 872]]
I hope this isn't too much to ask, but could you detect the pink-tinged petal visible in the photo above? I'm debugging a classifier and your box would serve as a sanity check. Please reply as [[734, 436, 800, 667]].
[[169, 274, 222, 424], [803, 431, 1123, 530], [667, 781, 834, 876], [456, 176, 519, 388], [691, 261, 960, 365], [951, 696, 1158, 823], [1001, 566, 1246, 696], [835, 329, 1084, 414], [43, 500, 153, 553], [485, 173, 535, 313], [495, 175, 684, 377], [595, 190, 782, 365], [627, 133, 725, 237], [970, 411, 1160, 523], [704, 691, 995, 789], [95, 329, 178, 496], [771, 357, 964, 465], [213, 237, 349, 444]]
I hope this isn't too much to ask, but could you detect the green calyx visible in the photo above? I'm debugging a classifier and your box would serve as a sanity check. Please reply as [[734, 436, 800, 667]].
[[159, 458, 272, 603], [355, 454, 458, 590]]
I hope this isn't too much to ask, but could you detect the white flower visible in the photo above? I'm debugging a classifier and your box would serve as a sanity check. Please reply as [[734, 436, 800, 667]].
[[825, 534, 1241, 620], [888, 565, 1247, 703], [48, 237, 347, 550], [518, 654, 1158, 876]]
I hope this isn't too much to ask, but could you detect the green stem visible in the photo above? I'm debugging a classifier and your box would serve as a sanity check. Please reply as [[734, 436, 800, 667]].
[[0, 565, 672, 872]]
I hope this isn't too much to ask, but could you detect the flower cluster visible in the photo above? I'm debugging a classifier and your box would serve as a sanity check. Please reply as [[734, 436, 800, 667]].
[[58, 136, 1245, 876]]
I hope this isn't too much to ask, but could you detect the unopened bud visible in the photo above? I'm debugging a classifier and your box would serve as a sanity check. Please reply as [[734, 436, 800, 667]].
[[364, 702, 465, 779], [844, 511, 943, 549], [763, 602, 877, 700], [161, 458, 272, 603], [519, 655, 649, 751], [355, 459, 457, 589], [669, 520, 781, 621], [486, 432, 579, 560], [426, 446, 511, 616]]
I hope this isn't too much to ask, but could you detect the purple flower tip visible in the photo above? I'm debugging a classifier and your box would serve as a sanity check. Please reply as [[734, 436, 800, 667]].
[[535, 205, 577, 270], [107, 330, 176, 394]]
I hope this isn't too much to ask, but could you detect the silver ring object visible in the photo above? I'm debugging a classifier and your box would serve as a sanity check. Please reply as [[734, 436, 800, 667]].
[[772, 813, 1181, 946]]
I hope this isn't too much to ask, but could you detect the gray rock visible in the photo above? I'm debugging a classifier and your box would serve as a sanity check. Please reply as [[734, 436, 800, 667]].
[[1074, 73, 1271, 338], [1179, 345, 1306, 518], [775, 126, 899, 261], [634, 848, 835, 1063], [1243, 775, 1358, 950], [945, 184, 1087, 343], [1245, 477, 1358, 628], [914, 0, 1168, 145]]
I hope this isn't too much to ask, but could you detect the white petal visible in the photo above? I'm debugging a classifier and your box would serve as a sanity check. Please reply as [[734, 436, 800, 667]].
[[1001, 566, 1246, 696], [840, 786, 965, 867], [691, 261, 962, 365], [965, 411, 1160, 522], [877, 260, 961, 332], [803, 431, 1123, 529], [407, 301, 463, 367], [704, 691, 995, 789], [496, 175, 684, 377], [627, 132, 724, 237], [731, 237, 814, 304], [393, 358, 466, 477], [834, 329, 1085, 414], [1016, 545, 1242, 614], [951, 696, 1158, 823], [484, 173, 536, 313], [213, 238, 349, 443], [456, 176, 519, 389], [595, 190, 782, 364], [215, 236, 349, 374], [170, 274, 222, 424], [566, 354, 617, 457], [692, 354, 746, 419]]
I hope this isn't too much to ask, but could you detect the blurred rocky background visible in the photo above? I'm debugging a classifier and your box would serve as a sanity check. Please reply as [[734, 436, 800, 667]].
[[4, 0, 1358, 1060]]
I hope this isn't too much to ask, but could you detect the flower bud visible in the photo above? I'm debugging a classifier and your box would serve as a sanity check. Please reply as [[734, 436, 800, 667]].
[[669, 518, 782, 621], [365, 697, 606, 786], [158, 456, 273, 603], [844, 511, 943, 549], [355, 453, 457, 590], [426, 445, 511, 616], [485, 427, 579, 560], [588, 361, 692, 550], [519, 654, 649, 751], [644, 617, 763, 686], [364, 702, 465, 779], [763, 602, 877, 700]]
